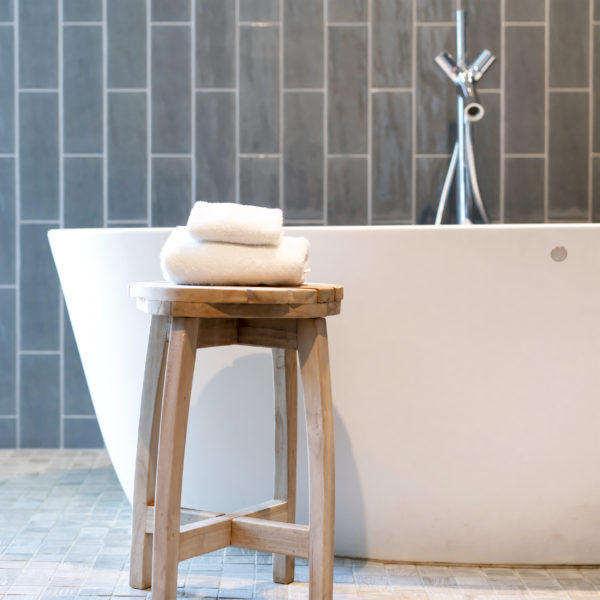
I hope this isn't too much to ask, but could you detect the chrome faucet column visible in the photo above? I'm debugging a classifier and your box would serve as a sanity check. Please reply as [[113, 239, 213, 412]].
[[434, 10, 495, 225]]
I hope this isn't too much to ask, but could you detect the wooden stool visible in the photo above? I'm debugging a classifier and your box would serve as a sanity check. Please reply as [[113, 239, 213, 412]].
[[128, 282, 343, 600]]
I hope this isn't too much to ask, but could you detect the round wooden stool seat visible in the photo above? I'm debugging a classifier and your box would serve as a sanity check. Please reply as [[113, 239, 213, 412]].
[[129, 281, 343, 319], [128, 280, 343, 600]]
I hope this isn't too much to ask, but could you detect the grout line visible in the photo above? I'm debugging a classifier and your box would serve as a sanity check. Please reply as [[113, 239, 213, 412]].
[[240, 153, 280, 158], [500, 0, 505, 223], [416, 21, 457, 27], [235, 0, 240, 203], [504, 153, 546, 158], [239, 21, 279, 26], [328, 22, 368, 27], [0, 415, 17, 419], [279, 0, 283, 212], [415, 153, 451, 158], [367, 0, 372, 225], [191, 0, 196, 207], [63, 414, 100, 419], [323, 0, 328, 224], [152, 153, 193, 157], [589, 0, 594, 221], [544, 0, 549, 222], [0, 153, 15, 157], [63, 21, 102, 26], [478, 88, 501, 93], [504, 21, 546, 26], [411, 0, 416, 224], [19, 350, 61, 355], [151, 21, 191, 26], [0, 284, 17, 289], [106, 219, 149, 224], [195, 87, 236, 92], [283, 87, 323, 92], [593, 153, 600, 157], [371, 87, 412, 93], [548, 87, 590, 93], [329, 153, 369, 158], [64, 153, 102, 157], [102, 0, 108, 227], [58, 0, 64, 449], [14, 0, 20, 448], [19, 219, 61, 224], [107, 88, 148, 93], [19, 88, 59, 93], [146, 0, 152, 225]]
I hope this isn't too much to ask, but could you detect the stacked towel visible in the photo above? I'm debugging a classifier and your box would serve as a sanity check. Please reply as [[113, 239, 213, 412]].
[[160, 202, 310, 286]]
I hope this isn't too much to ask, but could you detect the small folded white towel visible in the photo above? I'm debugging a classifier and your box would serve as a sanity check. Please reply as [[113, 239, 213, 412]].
[[187, 201, 283, 246], [161, 227, 310, 286]]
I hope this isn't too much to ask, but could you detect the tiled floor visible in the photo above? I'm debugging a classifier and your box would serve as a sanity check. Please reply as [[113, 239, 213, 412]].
[[1, 451, 600, 600]]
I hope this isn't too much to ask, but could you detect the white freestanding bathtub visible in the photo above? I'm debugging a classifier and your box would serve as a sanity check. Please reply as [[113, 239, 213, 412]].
[[49, 224, 600, 565]]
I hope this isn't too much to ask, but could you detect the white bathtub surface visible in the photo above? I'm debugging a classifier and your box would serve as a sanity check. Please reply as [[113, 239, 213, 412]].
[[49, 224, 600, 564]]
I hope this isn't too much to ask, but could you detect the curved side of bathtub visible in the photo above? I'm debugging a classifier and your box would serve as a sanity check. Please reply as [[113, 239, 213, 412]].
[[49, 225, 600, 564]]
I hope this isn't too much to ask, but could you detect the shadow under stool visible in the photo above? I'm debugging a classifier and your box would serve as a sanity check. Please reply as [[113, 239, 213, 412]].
[[127, 281, 343, 600]]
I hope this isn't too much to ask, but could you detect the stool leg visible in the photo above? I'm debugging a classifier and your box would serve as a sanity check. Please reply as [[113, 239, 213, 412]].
[[152, 317, 200, 600], [130, 315, 170, 589], [272, 348, 298, 584], [297, 318, 335, 600]]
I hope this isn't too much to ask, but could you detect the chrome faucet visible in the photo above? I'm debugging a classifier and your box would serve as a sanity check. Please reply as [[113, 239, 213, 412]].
[[434, 10, 495, 225]]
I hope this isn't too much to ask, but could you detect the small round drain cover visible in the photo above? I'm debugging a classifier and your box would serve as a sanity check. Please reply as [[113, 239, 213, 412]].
[[551, 246, 568, 262]]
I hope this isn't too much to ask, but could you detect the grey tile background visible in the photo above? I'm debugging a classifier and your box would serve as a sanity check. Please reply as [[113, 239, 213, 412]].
[[1, 0, 598, 448]]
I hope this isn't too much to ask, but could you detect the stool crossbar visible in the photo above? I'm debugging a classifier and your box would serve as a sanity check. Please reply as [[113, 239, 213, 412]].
[[128, 282, 343, 600]]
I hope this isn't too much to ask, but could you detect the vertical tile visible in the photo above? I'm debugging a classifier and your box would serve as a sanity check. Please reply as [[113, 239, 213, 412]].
[[371, 92, 412, 222], [107, 0, 147, 89], [20, 354, 60, 448], [548, 92, 589, 219], [594, 25, 600, 152], [504, 26, 545, 153], [0, 418, 16, 448], [596, 0, 600, 19], [64, 26, 103, 153], [327, 157, 367, 224], [284, 0, 324, 88], [505, 0, 545, 21], [240, 0, 279, 21], [0, 158, 15, 284], [549, 0, 589, 88], [152, 25, 191, 153], [504, 158, 545, 223], [63, 307, 93, 416], [20, 224, 60, 351], [63, 0, 102, 21], [328, 0, 367, 22], [64, 418, 103, 448], [151, 0, 190, 21], [0, 0, 13, 21], [0, 289, 15, 415], [240, 26, 279, 153], [372, 0, 411, 88], [416, 25, 456, 154], [593, 157, 600, 221], [283, 92, 324, 220], [19, 0, 58, 88], [328, 26, 367, 154], [19, 93, 59, 219], [64, 157, 103, 228], [469, 92, 500, 222], [461, 0, 500, 89], [195, 92, 235, 202], [416, 0, 455, 22], [0, 27, 14, 153], [108, 92, 147, 220], [152, 157, 192, 226], [415, 157, 451, 224], [195, 0, 235, 88], [240, 157, 279, 208]]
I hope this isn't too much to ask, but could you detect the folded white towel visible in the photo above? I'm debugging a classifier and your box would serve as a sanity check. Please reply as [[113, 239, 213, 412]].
[[187, 201, 283, 246], [160, 227, 310, 286]]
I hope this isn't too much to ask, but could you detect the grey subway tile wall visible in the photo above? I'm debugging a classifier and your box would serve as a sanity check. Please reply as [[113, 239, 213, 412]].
[[328, 157, 368, 224], [0, 289, 15, 415], [2, 0, 599, 448], [0, 158, 15, 284], [240, 157, 280, 208], [63, 25, 103, 153]]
